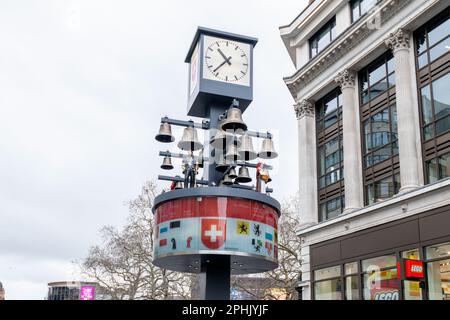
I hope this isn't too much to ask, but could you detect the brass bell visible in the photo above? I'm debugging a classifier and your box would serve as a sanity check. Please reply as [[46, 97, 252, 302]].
[[210, 128, 233, 150], [174, 181, 183, 189], [258, 138, 278, 159], [178, 126, 203, 151], [155, 122, 175, 143], [225, 143, 240, 162], [161, 156, 173, 170], [228, 167, 237, 179], [196, 149, 204, 168], [221, 107, 247, 131], [238, 134, 257, 161], [222, 174, 233, 186], [235, 166, 252, 183], [215, 151, 230, 172]]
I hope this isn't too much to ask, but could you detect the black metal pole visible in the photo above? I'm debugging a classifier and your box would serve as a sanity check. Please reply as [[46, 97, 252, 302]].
[[198, 255, 231, 300]]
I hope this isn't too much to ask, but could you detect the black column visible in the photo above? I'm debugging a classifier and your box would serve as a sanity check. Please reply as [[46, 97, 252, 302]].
[[198, 255, 231, 300]]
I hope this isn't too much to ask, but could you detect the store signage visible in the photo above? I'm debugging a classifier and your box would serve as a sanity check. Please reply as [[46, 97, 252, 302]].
[[79, 286, 95, 300], [404, 259, 424, 279]]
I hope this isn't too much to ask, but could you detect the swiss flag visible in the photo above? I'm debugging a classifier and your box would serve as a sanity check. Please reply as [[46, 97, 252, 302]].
[[201, 218, 226, 249]]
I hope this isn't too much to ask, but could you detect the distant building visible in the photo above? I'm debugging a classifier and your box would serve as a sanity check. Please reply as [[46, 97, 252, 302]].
[[47, 281, 108, 300], [0, 281, 5, 300]]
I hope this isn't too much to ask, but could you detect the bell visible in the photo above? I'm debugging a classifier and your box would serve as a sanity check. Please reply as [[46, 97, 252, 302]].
[[228, 167, 237, 179], [155, 122, 175, 143], [238, 134, 257, 161], [210, 128, 234, 150], [174, 181, 183, 189], [235, 166, 252, 183], [196, 149, 204, 168], [215, 151, 230, 172], [258, 138, 278, 159], [222, 174, 233, 186], [160, 156, 173, 170], [225, 143, 240, 162], [178, 126, 202, 151], [221, 107, 247, 131]]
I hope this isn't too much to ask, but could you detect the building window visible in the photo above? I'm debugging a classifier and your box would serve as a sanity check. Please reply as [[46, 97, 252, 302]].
[[314, 265, 343, 300], [359, 52, 400, 205], [415, 9, 450, 70], [363, 105, 398, 167], [359, 52, 395, 104], [415, 9, 450, 185], [362, 255, 399, 300], [344, 262, 360, 300], [426, 242, 450, 300], [309, 17, 336, 59], [351, 0, 378, 23], [316, 89, 344, 222]]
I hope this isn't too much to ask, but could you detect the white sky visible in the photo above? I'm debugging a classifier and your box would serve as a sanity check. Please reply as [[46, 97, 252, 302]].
[[0, 0, 308, 299]]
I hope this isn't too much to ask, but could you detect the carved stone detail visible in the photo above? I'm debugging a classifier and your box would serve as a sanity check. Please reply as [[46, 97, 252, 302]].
[[385, 28, 410, 52], [284, 0, 410, 96], [335, 70, 356, 89], [294, 99, 315, 119]]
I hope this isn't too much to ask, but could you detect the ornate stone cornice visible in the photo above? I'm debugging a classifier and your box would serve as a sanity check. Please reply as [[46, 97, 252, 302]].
[[385, 28, 410, 53], [294, 99, 315, 120], [335, 70, 356, 89], [284, 0, 410, 97]]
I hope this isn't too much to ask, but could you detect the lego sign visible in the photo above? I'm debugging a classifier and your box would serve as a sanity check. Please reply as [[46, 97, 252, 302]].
[[404, 260, 424, 279], [79, 286, 95, 300]]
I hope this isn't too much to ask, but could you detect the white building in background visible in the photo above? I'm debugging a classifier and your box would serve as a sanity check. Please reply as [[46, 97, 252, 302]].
[[280, 0, 450, 300]]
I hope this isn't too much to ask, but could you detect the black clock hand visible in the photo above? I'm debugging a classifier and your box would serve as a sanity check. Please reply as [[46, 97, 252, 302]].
[[218, 48, 232, 65], [213, 56, 232, 73]]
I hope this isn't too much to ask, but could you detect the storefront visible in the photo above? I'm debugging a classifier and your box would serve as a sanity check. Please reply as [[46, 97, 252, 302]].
[[310, 204, 450, 300]]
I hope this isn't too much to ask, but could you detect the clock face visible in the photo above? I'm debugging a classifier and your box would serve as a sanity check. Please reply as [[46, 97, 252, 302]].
[[202, 36, 251, 86]]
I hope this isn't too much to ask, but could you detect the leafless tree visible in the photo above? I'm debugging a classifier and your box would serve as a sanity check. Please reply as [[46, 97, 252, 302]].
[[231, 193, 302, 300], [78, 181, 195, 300]]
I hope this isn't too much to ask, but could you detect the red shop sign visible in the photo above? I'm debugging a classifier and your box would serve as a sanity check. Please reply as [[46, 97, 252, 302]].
[[404, 259, 424, 279]]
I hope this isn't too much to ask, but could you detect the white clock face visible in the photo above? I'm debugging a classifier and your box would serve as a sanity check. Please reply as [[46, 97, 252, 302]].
[[202, 36, 251, 86]]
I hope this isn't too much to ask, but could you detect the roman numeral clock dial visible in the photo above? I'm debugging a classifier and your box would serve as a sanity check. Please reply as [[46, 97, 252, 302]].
[[205, 40, 249, 84]]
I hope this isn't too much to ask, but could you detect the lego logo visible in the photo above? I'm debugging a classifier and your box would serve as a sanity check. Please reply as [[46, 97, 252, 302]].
[[411, 265, 423, 273]]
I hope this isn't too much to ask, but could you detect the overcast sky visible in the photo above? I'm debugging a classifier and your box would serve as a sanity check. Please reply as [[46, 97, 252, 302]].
[[0, 0, 307, 299]]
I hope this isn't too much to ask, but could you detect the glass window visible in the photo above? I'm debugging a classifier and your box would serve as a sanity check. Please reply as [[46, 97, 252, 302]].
[[363, 268, 399, 300], [432, 73, 450, 121], [404, 280, 423, 300], [421, 85, 433, 126], [314, 265, 341, 281], [359, 52, 395, 104], [426, 152, 450, 183], [426, 242, 450, 260], [402, 248, 421, 260], [351, 0, 377, 22], [345, 262, 359, 275], [314, 279, 343, 300], [309, 17, 336, 58], [345, 276, 360, 300], [320, 196, 344, 221], [362, 255, 397, 271], [415, 10, 450, 69], [365, 174, 400, 205], [427, 258, 450, 300]]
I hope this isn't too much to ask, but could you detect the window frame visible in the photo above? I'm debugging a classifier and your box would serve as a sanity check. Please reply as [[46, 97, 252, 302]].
[[309, 17, 337, 59], [414, 8, 450, 185], [316, 88, 345, 222]]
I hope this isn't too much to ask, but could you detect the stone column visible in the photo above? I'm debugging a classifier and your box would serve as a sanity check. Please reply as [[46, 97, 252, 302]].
[[385, 29, 420, 192], [335, 70, 364, 213], [294, 99, 318, 227]]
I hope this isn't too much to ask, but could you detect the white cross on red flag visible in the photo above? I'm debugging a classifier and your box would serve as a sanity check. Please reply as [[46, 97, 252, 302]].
[[201, 218, 226, 249]]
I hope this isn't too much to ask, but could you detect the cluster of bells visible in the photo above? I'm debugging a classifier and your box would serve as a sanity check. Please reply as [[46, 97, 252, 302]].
[[156, 107, 277, 185]]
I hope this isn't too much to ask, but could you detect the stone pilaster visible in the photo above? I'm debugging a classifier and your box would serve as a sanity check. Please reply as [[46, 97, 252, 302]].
[[335, 70, 364, 213], [385, 29, 421, 192], [294, 99, 318, 227]]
